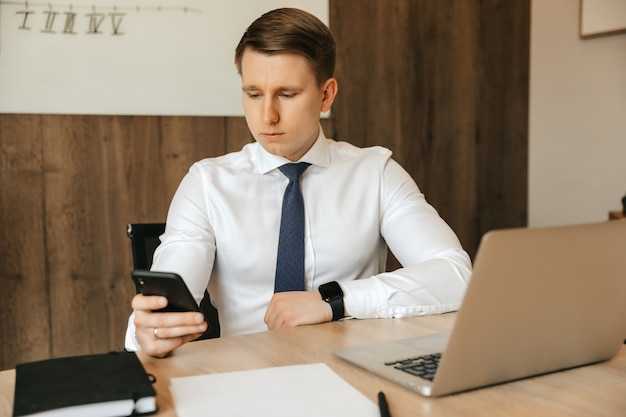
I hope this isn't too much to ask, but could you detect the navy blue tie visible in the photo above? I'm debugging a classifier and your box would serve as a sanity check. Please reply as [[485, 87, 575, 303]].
[[274, 162, 311, 293]]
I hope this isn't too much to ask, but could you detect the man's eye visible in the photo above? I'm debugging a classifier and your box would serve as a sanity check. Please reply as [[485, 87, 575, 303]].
[[247, 93, 261, 99], [280, 93, 296, 99]]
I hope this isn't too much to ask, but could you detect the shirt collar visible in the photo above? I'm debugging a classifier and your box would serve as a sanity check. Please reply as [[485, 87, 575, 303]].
[[253, 125, 331, 174]]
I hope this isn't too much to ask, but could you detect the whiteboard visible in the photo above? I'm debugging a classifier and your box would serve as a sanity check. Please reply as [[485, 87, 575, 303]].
[[0, 1, 328, 115]]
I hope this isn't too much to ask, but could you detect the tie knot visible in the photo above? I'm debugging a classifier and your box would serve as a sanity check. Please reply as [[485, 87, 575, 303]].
[[278, 162, 311, 182]]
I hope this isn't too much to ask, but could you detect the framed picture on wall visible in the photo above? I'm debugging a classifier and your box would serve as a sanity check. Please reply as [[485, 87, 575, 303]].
[[580, 0, 626, 38]]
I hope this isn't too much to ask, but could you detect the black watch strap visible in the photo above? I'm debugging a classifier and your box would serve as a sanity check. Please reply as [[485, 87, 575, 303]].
[[318, 281, 344, 321]]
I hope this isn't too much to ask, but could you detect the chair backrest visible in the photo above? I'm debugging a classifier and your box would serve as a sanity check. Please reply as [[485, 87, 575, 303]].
[[127, 223, 166, 270], [127, 223, 220, 339]]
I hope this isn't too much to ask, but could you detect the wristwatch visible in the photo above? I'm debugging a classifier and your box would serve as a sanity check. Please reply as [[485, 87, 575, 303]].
[[318, 281, 345, 321]]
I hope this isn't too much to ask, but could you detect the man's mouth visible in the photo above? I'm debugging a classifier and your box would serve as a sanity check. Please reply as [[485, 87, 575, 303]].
[[261, 132, 284, 139]]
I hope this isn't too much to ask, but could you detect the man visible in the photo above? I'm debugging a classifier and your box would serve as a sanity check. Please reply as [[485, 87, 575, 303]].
[[126, 8, 472, 358]]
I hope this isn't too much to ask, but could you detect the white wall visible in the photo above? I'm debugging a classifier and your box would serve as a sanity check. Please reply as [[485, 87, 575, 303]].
[[529, 0, 626, 227]]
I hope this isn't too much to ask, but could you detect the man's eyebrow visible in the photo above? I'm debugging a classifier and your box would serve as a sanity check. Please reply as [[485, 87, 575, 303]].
[[241, 85, 304, 92], [278, 86, 304, 92]]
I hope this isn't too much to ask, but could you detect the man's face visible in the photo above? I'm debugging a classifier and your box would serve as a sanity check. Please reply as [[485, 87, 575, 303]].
[[241, 49, 336, 162]]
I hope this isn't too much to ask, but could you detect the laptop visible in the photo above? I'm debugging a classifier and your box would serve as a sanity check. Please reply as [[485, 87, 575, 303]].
[[334, 220, 626, 397]]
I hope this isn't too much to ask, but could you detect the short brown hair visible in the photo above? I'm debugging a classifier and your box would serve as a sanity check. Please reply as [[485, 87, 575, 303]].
[[234, 8, 336, 87]]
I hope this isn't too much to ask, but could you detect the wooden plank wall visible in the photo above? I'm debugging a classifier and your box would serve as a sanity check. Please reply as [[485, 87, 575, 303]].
[[331, 0, 529, 251], [0, 0, 529, 370]]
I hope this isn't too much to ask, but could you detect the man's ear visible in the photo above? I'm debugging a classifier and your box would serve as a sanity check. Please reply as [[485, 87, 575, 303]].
[[320, 78, 338, 113]]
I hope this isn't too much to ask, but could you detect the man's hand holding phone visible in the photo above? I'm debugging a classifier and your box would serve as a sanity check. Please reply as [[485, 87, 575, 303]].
[[131, 271, 208, 358]]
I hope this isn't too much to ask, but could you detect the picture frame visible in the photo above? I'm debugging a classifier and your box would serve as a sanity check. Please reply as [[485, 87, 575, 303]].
[[580, 0, 626, 39]]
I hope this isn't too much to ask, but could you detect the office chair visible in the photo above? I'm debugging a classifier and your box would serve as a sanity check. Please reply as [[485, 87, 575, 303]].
[[127, 223, 220, 340]]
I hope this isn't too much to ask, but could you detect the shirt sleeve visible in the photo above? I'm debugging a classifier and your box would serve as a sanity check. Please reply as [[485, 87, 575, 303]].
[[340, 157, 472, 319], [124, 165, 216, 351], [150, 165, 217, 303]]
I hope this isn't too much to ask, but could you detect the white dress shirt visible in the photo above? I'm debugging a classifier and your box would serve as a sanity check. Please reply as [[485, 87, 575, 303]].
[[125, 128, 472, 350]]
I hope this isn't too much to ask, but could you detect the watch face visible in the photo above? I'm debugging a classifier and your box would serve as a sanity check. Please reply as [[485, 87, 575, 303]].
[[319, 282, 345, 321], [319, 282, 342, 301]]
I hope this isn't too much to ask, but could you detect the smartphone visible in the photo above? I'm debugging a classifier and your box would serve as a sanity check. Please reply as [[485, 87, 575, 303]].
[[131, 270, 201, 313]]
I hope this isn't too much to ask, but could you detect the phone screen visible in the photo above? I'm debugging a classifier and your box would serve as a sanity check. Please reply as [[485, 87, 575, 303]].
[[131, 270, 201, 313]]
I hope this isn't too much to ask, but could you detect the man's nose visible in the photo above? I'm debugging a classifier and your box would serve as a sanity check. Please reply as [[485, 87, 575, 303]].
[[263, 98, 279, 124]]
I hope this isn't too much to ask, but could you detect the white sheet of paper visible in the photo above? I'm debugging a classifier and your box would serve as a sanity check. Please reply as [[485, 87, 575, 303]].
[[169, 363, 378, 417]]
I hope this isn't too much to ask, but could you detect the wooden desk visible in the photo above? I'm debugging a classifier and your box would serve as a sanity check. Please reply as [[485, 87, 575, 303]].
[[1, 314, 625, 417]]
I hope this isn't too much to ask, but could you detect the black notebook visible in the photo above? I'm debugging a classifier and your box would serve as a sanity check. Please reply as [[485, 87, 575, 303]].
[[13, 351, 157, 417]]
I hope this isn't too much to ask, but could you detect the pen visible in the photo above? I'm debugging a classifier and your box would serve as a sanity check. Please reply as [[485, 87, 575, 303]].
[[378, 391, 391, 417]]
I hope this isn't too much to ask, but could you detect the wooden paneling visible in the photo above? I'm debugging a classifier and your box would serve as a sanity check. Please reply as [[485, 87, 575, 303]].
[[0, 116, 50, 369], [0, 0, 529, 370], [331, 0, 529, 254], [0, 115, 254, 369], [473, 1, 529, 235]]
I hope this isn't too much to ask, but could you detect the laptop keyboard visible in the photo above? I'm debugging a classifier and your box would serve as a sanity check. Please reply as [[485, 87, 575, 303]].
[[384, 352, 442, 382]]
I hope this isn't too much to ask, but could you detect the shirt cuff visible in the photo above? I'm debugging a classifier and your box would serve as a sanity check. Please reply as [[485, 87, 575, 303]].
[[124, 312, 140, 352], [341, 278, 386, 318]]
